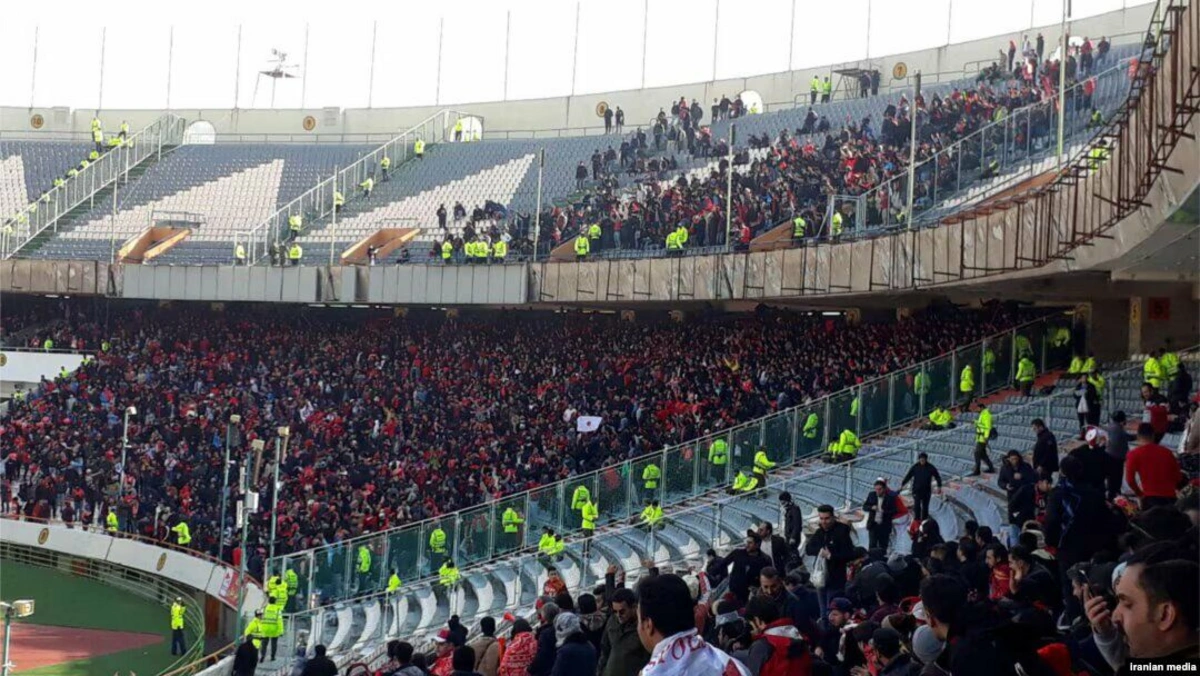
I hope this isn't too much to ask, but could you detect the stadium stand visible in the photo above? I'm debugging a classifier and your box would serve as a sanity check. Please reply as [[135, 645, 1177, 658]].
[[0, 141, 92, 217]]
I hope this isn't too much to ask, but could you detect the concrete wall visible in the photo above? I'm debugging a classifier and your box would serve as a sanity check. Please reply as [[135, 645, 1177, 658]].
[[0, 6, 1151, 140]]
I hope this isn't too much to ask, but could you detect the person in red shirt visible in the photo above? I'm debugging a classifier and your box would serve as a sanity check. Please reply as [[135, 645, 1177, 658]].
[[1126, 422, 1183, 509], [984, 542, 1013, 601]]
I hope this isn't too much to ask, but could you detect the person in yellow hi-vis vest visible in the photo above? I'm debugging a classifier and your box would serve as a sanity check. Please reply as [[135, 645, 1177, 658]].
[[283, 568, 299, 611], [380, 155, 391, 181], [439, 559, 460, 589], [429, 526, 447, 570], [959, 363, 975, 410], [571, 484, 591, 512], [106, 509, 119, 534], [707, 437, 728, 484], [581, 498, 598, 558], [639, 500, 664, 531], [642, 462, 661, 500], [171, 519, 191, 547], [574, 234, 590, 261], [387, 570, 402, 594], [288, 213, 303, 240], [502, 506, 524, 550], [234, 243, 246, 266], [244, 609, 265, 652], [414, 138, 426, 158], [752, 448, 775, 487], [170, 597, 187, 655], [729, 470, 759, 494], [453, 119, 464, 142], [356, 543, 372, 591], [260, 595, 284, 661], [287, 243, 302, 266]]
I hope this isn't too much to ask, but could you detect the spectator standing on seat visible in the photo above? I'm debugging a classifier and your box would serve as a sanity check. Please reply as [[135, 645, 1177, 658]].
[[1030, 418, 1059, 480], [900, 452, 942, 522], [1126, 422, 1183, 509], [603, 106, 614, 134], [614, 106, 624, 133]]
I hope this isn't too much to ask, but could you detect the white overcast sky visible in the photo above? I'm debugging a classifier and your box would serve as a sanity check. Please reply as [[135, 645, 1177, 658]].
[[0, 0, 1146, 111]]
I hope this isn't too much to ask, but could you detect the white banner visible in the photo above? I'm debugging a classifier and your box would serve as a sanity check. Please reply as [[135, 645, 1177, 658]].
[[576, 415, 602, 433]]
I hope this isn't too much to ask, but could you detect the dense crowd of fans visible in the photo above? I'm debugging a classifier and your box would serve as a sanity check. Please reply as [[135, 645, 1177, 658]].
[[0, 300, 1032, 576], [365, 361, 1198, 676]]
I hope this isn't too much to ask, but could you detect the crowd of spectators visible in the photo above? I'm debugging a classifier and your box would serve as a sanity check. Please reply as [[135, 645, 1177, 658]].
[[0, 300, 1031, 577], [370, 373, 1198, 676]]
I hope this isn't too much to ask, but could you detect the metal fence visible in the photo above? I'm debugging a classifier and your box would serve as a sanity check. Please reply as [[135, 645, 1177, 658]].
[[1, 114, 186, 259], [267, 313, 1073, 609]]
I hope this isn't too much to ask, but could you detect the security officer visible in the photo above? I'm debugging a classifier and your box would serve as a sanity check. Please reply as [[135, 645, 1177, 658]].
[[119, 120, 130, 140], [387, 570, 402, 594], [825, 429, 861, 462], [441, 239, 453, 264], [414, 137, 426, 158], [88, 149, 100, 162], [360, 174, 374, 198], [580, 498, 598, 558], [574, 233, 590, 260], [570, 484, 591, 512], [1160, 346, 1180, 385], [1088, 140, 1110, 171], [234, 242, 246, 265], [380, 155, 391, 181], [810, 75, 821, 105], [971, 403, 995, 476], [707, 437, 728, 483], [453, 119, 464, 142], [802, 412, 820, 442], [356, 543, 372, 589], [641, 461, 661, 499], [283, 568, 298, 611], [287, 242, 303, 266], [1088, 108, 1103, 129], [333, 190, 345, 213], [171, 519, 192, 547], [439, 559, 460, 592], [752, 447, 775, 486], [730, 470, 759, 493], [821, 76, 832, 103], [640, 500, 664, 530], [983, 346, 996, 376], [665, 229, 681, 253], [261, 594, 284, 661], [428, 526, 448, 569], [1081, 352, 1097, 375], [91, 117, 104, 153], [43, 337, 55, 351], [1143, 350, 1165, 390], [106, 508, 119, 534], [830, 210, 844, 239], [538, 527, 558, 564], [587, 222, 601, 242], [53, 176, 65, 189], [287, 213, 303, 240], [924, 407, 954, 430], [170, 597, 187, 655], [1016, 354, 1037, 395], [1087, 370, 1106, 400], [792, 213, 807, 243], [493, 237, 508, 262], [266, 575, 287, 605], [959, 362, 975, 410], [243, 609, 265, 652], [502, 505, 523, 550], [674, 224, 688, 248]]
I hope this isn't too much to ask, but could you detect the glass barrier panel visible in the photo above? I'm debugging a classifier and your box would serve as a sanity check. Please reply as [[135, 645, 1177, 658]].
[[729, 425, 761, 484], [892, 366, 924, 427], [985, 333, 1013, 394], [456, 503, 495, 567], [310, 540, 351, 604], [762, 412, 794, 468], [1045, 317, 1074, 370], [828, 389, 857, 441], [696, 432, 733, 494], [631, 453, 666, 511], [527, 483, 564, 545], [923, 355, 954, 417], [595, 462, 631, 525], [422, 517, 458, 577], [663, 442, 698, 504], [385, 524, 423, 590], [955, 344, 983, 409], [794, 403, 826, 461], [496, 494, 529, 554], [860, 379, 890, 438]]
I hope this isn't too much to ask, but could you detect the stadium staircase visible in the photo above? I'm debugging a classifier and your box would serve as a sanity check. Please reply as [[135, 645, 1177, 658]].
[[255, 321, 1193, 674], [2, 114, 186, 259]]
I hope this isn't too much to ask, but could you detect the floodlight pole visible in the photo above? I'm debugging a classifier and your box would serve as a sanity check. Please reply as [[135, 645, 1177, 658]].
[[905, 73, 921, 231], [724, 124, 735, 247], [1057, 0, 1071, 167]]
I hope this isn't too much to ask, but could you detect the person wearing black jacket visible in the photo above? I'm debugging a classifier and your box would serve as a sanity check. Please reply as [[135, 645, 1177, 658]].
[[863, 479, 899, 552], [805, 504, 856, 610], [779, 491, 804, 564], [1043, 456, 1115, 620], [1031, 418, 1060, 479], [300, 644, 338, 676], [998, 450, 1037, 545], [1074, 375, 1101, 436], [528, 602, 560, 676], [232, 636, 259, 676], [900, 453, 943, 521], [714, 532, 773, 603], [757, 521, 791, 573]]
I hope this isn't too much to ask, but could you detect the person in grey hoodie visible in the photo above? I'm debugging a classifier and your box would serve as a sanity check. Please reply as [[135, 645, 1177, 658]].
[[1102, 411, 1135, 500]]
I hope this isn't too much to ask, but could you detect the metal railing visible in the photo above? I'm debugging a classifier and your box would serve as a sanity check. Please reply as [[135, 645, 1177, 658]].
[[267, 313, 1073, 609], [237, 110, 476, 266], [825, 58, 1136, 235], [1, 114, 186, 259]]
